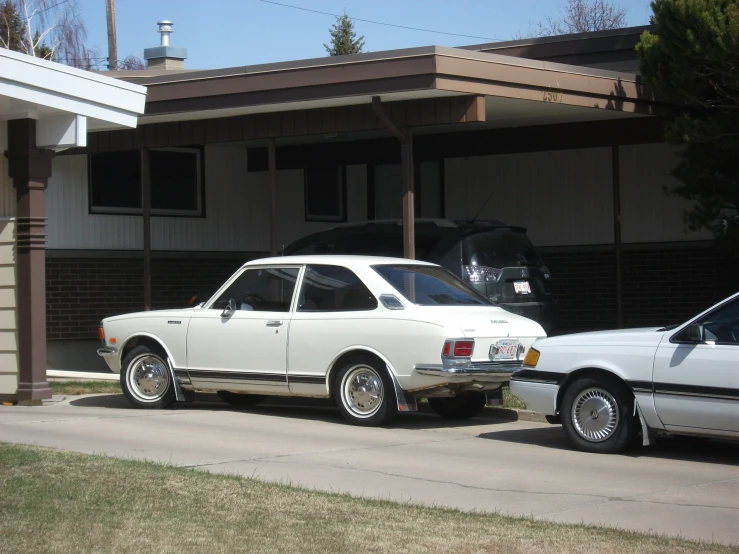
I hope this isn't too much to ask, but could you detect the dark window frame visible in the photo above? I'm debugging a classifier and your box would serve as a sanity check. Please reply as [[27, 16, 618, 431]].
[[670, 298, 739, 346], [304, 165, 347, 223], [87, 147, 206, 218]]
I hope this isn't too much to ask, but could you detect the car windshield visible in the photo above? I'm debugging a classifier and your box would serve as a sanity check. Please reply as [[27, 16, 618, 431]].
[[373, 265, 492, 306]]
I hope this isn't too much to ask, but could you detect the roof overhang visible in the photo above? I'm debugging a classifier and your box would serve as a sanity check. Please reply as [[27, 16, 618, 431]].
[[0, 49, 146, 150], [122, 45, 668, 128]]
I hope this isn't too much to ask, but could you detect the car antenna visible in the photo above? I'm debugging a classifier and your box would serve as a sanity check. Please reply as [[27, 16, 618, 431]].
[[470, 188, 495, 223]]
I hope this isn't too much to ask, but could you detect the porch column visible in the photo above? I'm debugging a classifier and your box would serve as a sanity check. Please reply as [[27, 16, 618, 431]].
[[141, 149, 152, 311], [4, 118, 54, 405], [372, 96, 415, 259], [612, 145, 623, 328], [268, 138, 277, 256]]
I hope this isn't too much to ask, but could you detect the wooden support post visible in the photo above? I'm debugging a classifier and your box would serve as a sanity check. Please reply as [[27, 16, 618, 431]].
[[612, 145, 623, 328], [268, 138, 278, 256], [141, 148, 152, 311], [105, 0, 118, 70]]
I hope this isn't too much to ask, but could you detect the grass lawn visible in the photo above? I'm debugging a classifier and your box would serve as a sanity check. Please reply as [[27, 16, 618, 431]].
[[50, 380, 121, 395], [0, 443, 733, 554]]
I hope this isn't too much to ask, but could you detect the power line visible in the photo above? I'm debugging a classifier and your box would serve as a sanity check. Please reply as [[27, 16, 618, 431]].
[[259, 0, 503, 42]]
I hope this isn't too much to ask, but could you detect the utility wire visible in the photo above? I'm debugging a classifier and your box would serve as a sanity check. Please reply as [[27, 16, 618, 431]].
[[259, 0, 503, 42]]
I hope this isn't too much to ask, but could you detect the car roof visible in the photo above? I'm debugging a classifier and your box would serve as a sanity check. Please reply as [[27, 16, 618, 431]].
[[243, 254, 439, 269]]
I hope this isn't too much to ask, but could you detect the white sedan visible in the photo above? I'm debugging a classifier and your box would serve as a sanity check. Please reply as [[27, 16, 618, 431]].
[[511, 293, 739, 453], [98, 256, 546, 426]]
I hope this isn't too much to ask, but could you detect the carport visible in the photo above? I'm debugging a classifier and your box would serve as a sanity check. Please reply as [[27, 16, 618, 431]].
[[0, 48, 146, 404]]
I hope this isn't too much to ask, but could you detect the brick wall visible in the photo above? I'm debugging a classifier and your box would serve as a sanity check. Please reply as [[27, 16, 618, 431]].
[[47, 244, 737, 340], [46, 255, 249, 339]]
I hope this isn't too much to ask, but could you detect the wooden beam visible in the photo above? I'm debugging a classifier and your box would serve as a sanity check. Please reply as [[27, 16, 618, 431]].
[[268, 138, 278, 255], [141, 148, 152, 311]]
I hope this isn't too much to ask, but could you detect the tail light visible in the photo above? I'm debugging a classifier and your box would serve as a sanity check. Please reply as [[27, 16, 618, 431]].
[[462, 265, 501, 283], [98, 324, 105, 343], [442, 339, 475, 359]]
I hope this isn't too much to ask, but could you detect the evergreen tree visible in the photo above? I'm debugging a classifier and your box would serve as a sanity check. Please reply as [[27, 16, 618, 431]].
[[324, 11, 365, 56], [0, 0, 23, 51], [637, 0, 739, 248]]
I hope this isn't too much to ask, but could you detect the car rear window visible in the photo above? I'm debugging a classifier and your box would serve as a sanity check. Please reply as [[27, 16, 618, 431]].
[[462, 230, 543, 268], [373, 265, 491, 306]]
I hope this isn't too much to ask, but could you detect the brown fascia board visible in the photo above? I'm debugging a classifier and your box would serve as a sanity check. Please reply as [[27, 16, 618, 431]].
[[134, 45, 666, 118], [458, 25, 654, 58]]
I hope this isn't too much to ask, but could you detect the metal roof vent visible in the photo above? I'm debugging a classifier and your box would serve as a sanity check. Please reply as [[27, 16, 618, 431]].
[[144, 19, 187, 70]]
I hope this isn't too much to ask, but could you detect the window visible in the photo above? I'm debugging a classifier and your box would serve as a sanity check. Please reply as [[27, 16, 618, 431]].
[[298, 265, 377, 312], [89, 148, 203, 216], [305, 166, 345, 222], [373, 265, 492, 306], [212, 267, 300, 312], [675, 300, 739, 345]]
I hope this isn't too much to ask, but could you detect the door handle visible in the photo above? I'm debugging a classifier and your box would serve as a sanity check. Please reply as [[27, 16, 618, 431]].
[[266, 320, 283, 327]]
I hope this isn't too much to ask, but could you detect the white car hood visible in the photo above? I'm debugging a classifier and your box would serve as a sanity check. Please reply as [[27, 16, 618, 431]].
[[536, 327, 667, 348], [413, 306, 546, 338]]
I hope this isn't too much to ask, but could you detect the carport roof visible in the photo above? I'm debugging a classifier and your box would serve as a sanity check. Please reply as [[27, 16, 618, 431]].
[[115, 44, 668, 126]]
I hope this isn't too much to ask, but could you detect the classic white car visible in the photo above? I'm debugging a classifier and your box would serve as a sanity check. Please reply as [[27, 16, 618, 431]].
[[511, 293, 739, 453], [99, 256, 546, 426]]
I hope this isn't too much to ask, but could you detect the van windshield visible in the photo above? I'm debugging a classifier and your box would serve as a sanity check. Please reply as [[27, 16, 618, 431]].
[[373, 265, 492, 306], [463, 230, 543, 268]]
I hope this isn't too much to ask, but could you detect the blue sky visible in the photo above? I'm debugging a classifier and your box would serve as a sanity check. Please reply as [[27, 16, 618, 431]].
[[75, 0, 654, 70]]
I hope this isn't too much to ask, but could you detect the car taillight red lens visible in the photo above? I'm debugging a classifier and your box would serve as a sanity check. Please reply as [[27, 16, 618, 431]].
[[442, 341, 452, 357], [453, 340, 474, 357]]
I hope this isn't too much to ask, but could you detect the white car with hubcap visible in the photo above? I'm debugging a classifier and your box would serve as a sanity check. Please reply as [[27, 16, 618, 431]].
[[510, 293, 739, 453], [99, 256, 546, 426]]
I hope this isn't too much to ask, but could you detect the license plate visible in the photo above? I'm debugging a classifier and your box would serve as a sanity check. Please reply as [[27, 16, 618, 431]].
[[492, 339, 519, 361], [514, 281, 531, 295]]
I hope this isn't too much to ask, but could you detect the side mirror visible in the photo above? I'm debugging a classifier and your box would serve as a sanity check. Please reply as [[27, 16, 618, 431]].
[[221, 297, 237, 318], [686, 323, 703, 342]]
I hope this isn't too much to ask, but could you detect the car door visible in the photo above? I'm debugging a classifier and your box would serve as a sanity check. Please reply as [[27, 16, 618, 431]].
[[287, 264, 379, 395], [652, 298, 739, 434], [186, 265, 301, 393]]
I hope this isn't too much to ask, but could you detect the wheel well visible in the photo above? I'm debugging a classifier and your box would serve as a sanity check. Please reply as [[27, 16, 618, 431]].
[[327, 350, 388, 396], [121, 336, 168, 362], [556, 368, 631, 412]]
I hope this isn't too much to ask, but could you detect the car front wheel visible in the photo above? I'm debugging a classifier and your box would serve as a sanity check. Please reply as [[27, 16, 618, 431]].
[[335, 357, 396, 426], [428, 392, 486, 420], [561, 376, 637, 454], [120, 345, 175, 409]]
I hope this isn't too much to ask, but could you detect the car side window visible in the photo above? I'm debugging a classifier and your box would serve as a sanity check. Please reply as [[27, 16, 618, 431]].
[[298, 265, 377, 312], [677, 299, 739, 345], [212, 267, 300, 312]]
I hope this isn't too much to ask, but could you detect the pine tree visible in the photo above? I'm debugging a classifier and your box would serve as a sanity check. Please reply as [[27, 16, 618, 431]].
[[324, 11, 365, 56], [636, 0, 739, 248], [0, 0, 23, 51]]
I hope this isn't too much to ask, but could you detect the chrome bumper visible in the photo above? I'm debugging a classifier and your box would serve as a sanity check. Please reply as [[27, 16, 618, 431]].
[[415, 362, 521, 378], [97, 347, 118, 358]]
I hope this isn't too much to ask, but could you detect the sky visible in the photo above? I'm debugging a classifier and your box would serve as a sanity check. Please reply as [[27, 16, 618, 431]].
[[74, 0, 655, 70]]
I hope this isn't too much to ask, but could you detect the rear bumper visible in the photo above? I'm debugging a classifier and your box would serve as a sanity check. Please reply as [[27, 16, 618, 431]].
[[415, 362, 520, 379]]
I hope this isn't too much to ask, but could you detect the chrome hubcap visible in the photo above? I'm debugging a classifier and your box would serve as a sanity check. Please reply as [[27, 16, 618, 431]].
[[128, 355, 169, 401], [571, 387, 619, 442], [342, 365, 384, 418]]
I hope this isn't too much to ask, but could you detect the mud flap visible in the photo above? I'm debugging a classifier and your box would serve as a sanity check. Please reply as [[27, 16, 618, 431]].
[[166, 358, 187, 402], [387, 365, 417, 413], [634, 399, 655, 447]]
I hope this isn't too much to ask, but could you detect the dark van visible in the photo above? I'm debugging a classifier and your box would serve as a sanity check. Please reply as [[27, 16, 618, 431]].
[[283, 219, 557, 333]]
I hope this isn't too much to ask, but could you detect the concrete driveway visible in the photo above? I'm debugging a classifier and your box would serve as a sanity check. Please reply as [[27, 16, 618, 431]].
[[1, 394, 737, 546]]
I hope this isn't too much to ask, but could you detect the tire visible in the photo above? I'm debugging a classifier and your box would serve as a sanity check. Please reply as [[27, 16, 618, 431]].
[[560, 376, 638, 454], [217, 391, 266, 408], [335, 356, 396, 426], [428, 392, 486, 420], [120, 345, 175, 409]]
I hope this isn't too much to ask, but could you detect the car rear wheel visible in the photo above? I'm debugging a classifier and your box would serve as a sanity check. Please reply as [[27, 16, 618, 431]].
[[335, 357, 396, 426], [120, 345, 175, 409], [561, 376, 637, 454], [217, 391, 266, 408], [428, 392, 486, 420]]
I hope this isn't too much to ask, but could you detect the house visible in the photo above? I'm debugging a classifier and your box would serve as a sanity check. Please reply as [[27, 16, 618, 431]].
[[2, 23, 735, 390]]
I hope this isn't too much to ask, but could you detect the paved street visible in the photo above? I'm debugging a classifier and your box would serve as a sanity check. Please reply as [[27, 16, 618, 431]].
[[1, 394, 737, 545]]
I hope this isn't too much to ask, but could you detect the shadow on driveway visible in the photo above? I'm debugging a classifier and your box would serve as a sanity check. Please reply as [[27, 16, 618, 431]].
[[68, 393, 514, 431], [478, 425, 739, 466]]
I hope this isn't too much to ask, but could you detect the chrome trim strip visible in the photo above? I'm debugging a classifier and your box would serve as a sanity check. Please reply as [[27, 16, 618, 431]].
[[416, 362, 521, 377], [655, 390, 739, 401], [97, 347, 117, 358]]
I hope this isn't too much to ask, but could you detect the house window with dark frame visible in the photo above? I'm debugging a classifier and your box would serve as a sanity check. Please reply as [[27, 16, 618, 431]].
[[305, 166, 345, 222], [89, 147, 203, 216]]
